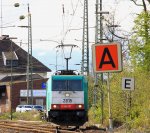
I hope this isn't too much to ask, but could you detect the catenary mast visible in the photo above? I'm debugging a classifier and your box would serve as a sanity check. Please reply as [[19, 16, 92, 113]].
[[26, 4, 33, 105], [81, 0, 89, 75], [94, 0, 107, 124]]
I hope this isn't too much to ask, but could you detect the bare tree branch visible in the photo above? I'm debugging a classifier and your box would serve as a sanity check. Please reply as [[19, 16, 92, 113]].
[[107, 27, 128, 40], [130, 0, 143, 6], [142, 0, 147, 12]]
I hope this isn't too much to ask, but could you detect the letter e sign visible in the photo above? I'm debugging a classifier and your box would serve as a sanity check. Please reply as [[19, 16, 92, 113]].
[[92, 43, 122, 73], [122, 77, 135, 91]]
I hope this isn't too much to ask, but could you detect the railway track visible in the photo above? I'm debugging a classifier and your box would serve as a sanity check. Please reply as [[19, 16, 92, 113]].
[[0, 120, 78, 133], [0, 120, 107, 133]]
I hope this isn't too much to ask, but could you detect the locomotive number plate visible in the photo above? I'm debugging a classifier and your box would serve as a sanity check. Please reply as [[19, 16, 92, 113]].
[[63, 99, 72, 103]]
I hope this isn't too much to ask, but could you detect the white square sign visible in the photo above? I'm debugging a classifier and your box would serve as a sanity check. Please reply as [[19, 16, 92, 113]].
[[122, 77, 135, 91]]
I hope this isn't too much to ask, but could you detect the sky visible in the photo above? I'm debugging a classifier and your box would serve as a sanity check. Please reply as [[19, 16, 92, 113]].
[[0, 0, 144, 74]]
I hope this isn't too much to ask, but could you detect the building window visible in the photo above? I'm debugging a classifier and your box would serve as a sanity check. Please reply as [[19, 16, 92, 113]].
[[20, 99, 27, 105], [35, 99, 43, 106], [2, 51, 19, 67]]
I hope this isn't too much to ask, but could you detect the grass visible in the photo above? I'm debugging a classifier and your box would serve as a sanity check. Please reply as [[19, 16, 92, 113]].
[[0, 111, 44, 121]]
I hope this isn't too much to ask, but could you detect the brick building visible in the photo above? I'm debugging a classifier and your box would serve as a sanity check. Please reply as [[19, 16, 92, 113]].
[[0, 35, 51, 113]]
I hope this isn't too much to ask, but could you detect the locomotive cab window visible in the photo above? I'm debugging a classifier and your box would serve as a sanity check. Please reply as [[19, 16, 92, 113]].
[[52, 80, 67, 91], [52, 80, 82, 91], [68, 80, 82, 91]]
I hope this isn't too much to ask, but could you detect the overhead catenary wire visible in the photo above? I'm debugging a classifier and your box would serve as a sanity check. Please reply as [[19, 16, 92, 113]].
[[58, 0, 82, 68], [39, 0, 83, 67], [61, 0, 81, 43]]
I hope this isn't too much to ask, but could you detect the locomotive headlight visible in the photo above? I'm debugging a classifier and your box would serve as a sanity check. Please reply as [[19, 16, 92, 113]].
[[78, 104, 82, 108], [52, 104, 60, 109], [65, 93, 70, 97], [53, 105, 57, 108], [76, 104, 84, 109]]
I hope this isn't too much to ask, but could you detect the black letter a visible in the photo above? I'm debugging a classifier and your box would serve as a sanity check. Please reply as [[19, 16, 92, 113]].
[[99, 48, 115, 68]]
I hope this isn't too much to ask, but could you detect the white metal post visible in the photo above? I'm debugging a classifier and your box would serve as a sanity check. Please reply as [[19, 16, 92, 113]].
[[107, 72, 113, 132]]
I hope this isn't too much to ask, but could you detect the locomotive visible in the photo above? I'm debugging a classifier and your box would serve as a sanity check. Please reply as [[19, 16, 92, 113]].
[[46, 70, 88, 126]]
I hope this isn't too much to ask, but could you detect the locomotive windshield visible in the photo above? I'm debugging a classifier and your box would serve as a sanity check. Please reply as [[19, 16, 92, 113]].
[[52, 80, 82, 91]]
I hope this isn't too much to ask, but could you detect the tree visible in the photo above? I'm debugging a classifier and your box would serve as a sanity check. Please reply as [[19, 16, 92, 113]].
[[130, 0, 149, 11], [129, 11, 150, 71], [129, 0, 150, 71]]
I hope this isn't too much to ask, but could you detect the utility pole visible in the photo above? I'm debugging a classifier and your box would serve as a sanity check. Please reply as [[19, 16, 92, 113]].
[[95, 0, 109, 126], [14, 3, 33, 105], [81, 0, 89, 75], [94, 0, 103, 124], [95, 0, 103, 44], [95, 0, 113, 130], [96, 1, 114, 131], [26, 3, 33, 105]]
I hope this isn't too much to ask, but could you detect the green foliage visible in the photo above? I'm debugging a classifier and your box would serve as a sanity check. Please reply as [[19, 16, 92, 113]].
[[88, 7, 150, 132], [130, 11, 150, 71], [87, 75, 107, 125], [88, 70, 150, 130], [110, 71, 150, 130], [0, 111, 42, 121], [87, 76, 95, 108], [13, 111, 41, 121], [0, 112, 11, 120], [88, 106, 102, 124]]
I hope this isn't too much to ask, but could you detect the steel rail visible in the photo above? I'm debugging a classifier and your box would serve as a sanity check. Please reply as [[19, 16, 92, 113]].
[[0, 121, 79, 133]]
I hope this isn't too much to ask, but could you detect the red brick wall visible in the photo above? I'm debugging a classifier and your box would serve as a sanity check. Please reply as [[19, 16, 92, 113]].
[[10, 78, 48, 112]]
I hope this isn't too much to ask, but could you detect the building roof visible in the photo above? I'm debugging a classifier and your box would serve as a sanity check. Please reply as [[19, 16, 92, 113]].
[[0, 35, 51, 73], [0, 74, 44, 82]]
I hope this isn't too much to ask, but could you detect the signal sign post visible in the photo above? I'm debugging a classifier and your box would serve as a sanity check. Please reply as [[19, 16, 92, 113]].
[[92, 42, 122, 132]]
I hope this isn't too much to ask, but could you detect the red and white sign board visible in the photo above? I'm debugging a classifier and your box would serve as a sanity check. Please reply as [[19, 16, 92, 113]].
[[92, 42, 122, 73]]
